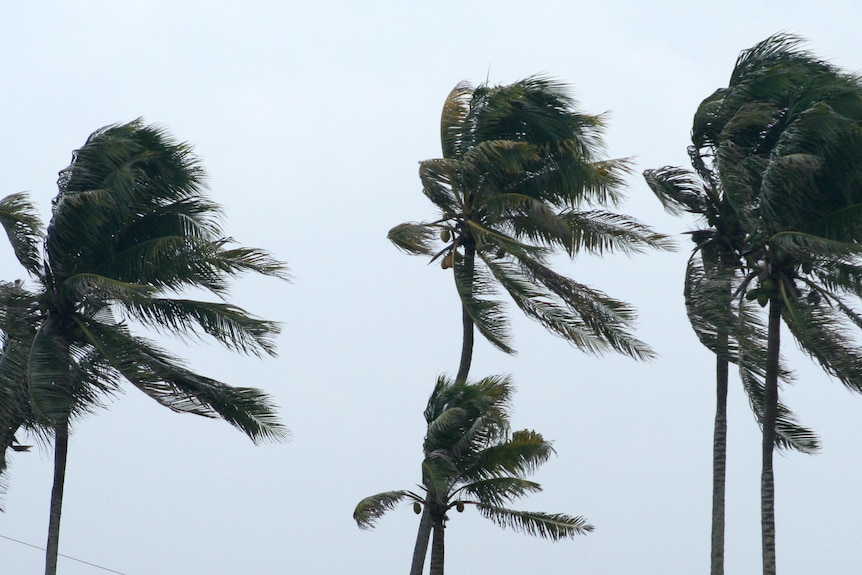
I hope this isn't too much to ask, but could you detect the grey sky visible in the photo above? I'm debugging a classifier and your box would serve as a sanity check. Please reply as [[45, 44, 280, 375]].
[[2, 2, 862, 573]]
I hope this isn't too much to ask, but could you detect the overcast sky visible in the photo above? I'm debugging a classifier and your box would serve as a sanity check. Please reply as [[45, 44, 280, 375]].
[[2, 2, 862, 574]]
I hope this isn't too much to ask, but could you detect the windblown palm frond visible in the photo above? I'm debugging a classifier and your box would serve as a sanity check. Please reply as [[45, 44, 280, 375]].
[[475, 505, 594, 539], [353, 490, 422, 530], [0, 194, 43, 276]]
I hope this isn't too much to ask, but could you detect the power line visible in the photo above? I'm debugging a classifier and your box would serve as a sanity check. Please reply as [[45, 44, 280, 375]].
[[0, 533, 128, 574]]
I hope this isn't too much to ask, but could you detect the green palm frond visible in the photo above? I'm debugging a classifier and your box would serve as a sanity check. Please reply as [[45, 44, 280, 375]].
[[0, 193, 44, 276], [26, 322, 73, 423], [476, 505, 594, 539], [504, 256, 654, 359], [111, 237, 286, 295], [643, 166, 709, 216], [387, 222, 438, 256], [781, 296, 862, 392], [466, 429, 554, 480], [458, 477, 542, 506], [465, 218, 548, 261], [418, 158, 461, 215], [353, 490, 420, 530], [770, 231, 862, 264], [558, 209, 675, 255], [738, 368, 819, 453], [123, 298, 280, 357], [61, 273, 157, 307], [459, 140, 540, 191], [74, 317, 285, 443], [453, 259, 513, 353], [440, 81, 474, 159]]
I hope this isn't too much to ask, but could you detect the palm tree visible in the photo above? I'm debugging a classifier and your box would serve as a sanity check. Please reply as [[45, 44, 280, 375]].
[[0, 120, 288, 575], [645, 159, 818, 574], [679, 34, 862, 574], [388, 76, 671, 383], [354, 375, 592, 575]]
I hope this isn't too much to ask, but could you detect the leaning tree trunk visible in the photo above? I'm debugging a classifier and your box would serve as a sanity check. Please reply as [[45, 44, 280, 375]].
[[45, 414, 70, 575], [454, 245, 476, 384], [409, 497, 434, 575], [761, 298, 781, 575], [429, 518, 445, 575], [711, 347, 729, 575]]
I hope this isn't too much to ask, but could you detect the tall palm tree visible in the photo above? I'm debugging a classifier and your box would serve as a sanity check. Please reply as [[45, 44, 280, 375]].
[[681, 34, 862, 575], [354, 375, 592, 575], [645, 158, 818, 575], [0, 120, 288, 575], [389, 76, 671, 383]]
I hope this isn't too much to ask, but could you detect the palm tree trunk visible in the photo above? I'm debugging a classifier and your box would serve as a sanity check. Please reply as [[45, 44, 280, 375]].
[[455, 304, 474, 384], [45, 414, 70, 575], [711, 349, 728, 575], [454, 246, 476, 384], [761, 298, 781, 575], [409, 498, 434, 575], [429, 519, 445, 575]]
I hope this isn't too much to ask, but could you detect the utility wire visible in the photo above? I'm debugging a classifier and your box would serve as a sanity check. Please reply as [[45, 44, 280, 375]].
[[0, 533, 128, 574]]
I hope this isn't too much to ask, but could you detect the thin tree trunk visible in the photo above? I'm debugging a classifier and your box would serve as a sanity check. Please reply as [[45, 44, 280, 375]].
[[45, 415, 70, 575], [409, 498, 434, 575], [429, 519, 445, 575], [455, 304, 473, 385], [711, 350, 729, 575], [454, 246, 476, 384], [761, 298, 781, 575]]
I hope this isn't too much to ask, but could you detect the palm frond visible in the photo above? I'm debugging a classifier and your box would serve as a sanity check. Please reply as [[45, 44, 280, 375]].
[[476, 504, 594, 539], [781, 296, 862, 392], [453, 258, 513, 353], [387, 222, 438, 256], [738, 367, 819, 453], [418, 158, 462, 216], [0, 193, 44, 276], [440, 81, 473, 159], [353, 490, 418, 530], [466, 429, 554, 480], [557, 209, 675, 255], [458, 477, 542, 506], [503, 256, 654, 360], [74, 318, 286, 443], [123, 298, 280, 357], [643, 166, 709, 216], [26, 322, 73, 423]]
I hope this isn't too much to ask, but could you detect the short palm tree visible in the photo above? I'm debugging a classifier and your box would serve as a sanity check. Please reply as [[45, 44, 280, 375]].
[[389, 76, 671, 382], [0, 120, 288, 575], [354, 375, 592, 575], [682, 33, 862, 575]]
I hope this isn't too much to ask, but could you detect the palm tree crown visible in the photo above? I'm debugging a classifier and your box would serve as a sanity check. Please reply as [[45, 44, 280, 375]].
[[389, 76, 671, 381], [18, 120, 289, 436], [354, 374, 591, 575], [0, 119, 288, 575]]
